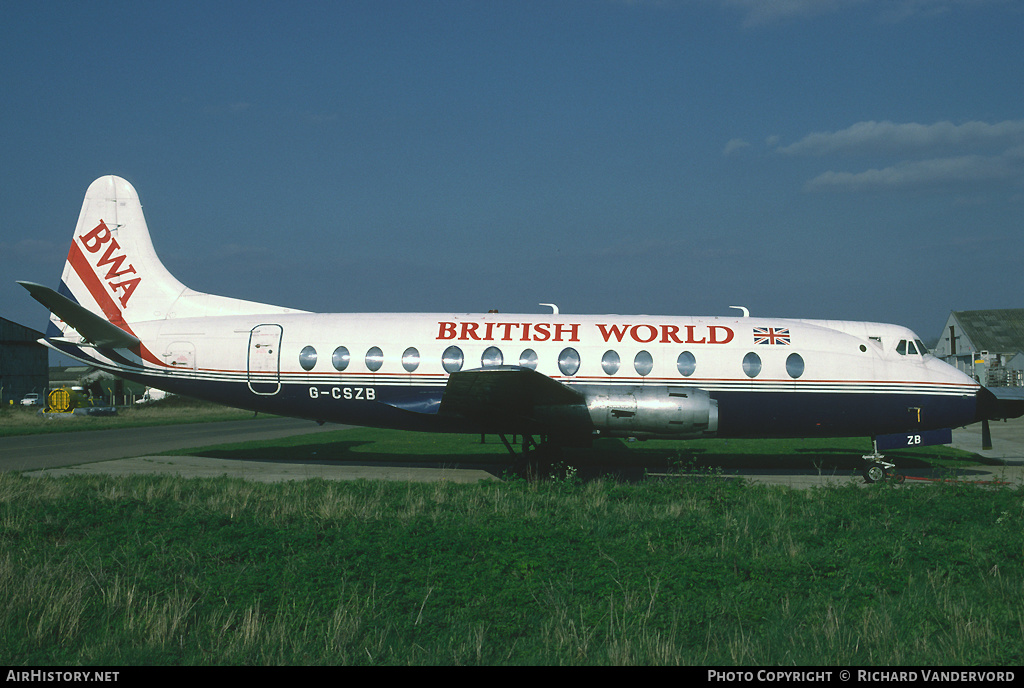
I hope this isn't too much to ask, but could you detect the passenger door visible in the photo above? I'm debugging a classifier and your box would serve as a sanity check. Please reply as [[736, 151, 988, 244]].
[[247, 324, 282, 395]]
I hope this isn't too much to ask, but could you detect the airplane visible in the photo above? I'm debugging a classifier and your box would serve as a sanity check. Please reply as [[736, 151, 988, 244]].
[[19, 175, 1024, 482]]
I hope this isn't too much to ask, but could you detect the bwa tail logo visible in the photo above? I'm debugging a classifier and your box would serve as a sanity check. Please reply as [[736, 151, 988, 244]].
[[76, 220, 142, 308]]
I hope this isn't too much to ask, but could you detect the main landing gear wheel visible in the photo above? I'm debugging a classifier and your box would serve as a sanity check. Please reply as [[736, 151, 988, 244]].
[[496, 433, 555, 481]]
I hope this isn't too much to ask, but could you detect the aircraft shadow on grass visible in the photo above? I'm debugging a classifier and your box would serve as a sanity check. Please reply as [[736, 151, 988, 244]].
[[186, 436, 990, 484]]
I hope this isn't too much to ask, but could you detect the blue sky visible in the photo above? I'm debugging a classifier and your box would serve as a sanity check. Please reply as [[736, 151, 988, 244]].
[[2, 0, 1022, 354]]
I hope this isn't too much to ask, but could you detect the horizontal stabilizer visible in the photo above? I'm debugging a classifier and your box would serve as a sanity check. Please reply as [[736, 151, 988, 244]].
[[978, 386, 1024, 421], [982, 386, 1024, 420], [17, 281, 141, 349], [987, 386, 1024, 401]]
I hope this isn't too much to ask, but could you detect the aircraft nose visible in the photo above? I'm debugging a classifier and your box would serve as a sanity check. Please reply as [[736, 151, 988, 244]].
[[975, 386, 998, 424]]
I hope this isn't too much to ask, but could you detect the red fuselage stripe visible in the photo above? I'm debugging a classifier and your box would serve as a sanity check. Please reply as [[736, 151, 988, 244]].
[[67, 240, 164, 366]]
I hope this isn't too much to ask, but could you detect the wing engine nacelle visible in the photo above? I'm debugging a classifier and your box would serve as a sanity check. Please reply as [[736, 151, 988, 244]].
[[584, 386, 718, 439]]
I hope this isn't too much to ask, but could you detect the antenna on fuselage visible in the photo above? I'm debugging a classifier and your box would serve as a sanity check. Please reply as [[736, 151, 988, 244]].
[[730, 305, 750, 317], [540, 303, 560, 315]]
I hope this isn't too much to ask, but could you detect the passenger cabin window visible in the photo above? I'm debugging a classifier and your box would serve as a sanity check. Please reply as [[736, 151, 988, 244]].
[[519, 349, 538, 370], [601, 350, 620, 375], [558, 348, 580, 376], [299, 346, 317, 371], [742, 352, 762, 378], [786, 353, 804, 379], [677, 351, 696, 377], [634, 350, 654, 377], [402, 347, 420, 372], [481, 346, 503, 367], [332, 346, 350, 372], [365, 347, 384, 372], [442, 346, 464, 373]]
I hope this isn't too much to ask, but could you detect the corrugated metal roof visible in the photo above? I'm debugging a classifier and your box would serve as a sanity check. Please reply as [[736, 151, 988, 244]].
[[0, 316, 44, 342], [953, 309, 1024, 353]]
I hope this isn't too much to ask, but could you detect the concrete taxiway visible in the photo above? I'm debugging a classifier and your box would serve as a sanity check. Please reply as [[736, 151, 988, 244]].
[[0, 417, 343, 472], [7, 415, 1024, 488], [3, 416, 501, 483], [25, 455, 502, 484], [731, 417, 1024, 488]]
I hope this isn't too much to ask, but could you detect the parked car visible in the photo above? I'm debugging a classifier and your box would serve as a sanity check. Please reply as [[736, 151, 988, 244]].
[[20, 393, 40, 406]]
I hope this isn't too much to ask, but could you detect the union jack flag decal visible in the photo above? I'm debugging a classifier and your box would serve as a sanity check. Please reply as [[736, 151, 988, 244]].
[[753, 327, 791, 345]]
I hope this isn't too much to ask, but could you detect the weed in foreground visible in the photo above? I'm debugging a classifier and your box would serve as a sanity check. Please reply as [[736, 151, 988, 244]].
[[1, 472, 1021, 665]]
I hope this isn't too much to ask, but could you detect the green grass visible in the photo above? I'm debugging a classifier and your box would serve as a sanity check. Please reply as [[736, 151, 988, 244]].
[[3, 469, 1022, 665], [0, 397, 256, 437], [1, 413, 1010, 664]]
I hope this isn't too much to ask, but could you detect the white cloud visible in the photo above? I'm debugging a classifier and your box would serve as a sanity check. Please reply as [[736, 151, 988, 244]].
[[877, 0, 1015, 22], [718, 0, 1012, 26], [721, 0, 866, 26], [723, 138, 750, 155], [803, 152, 1021, 192], [778, 120, 1024, 157], [772, 119, 1024, 193]]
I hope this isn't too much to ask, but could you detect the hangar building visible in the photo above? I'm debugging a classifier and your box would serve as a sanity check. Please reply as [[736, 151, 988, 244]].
[[0, 317, 48, 406], [932, 309, 1024, 387]]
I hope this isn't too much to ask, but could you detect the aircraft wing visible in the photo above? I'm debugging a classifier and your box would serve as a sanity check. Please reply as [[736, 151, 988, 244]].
[[437, 366, 587, 430]]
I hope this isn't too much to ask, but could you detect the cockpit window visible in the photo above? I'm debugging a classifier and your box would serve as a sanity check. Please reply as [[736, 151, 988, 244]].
[[896, 339, 928, 356]]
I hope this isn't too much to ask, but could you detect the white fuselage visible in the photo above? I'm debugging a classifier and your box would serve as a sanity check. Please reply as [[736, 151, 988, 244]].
[[68, 310, 979, 441]]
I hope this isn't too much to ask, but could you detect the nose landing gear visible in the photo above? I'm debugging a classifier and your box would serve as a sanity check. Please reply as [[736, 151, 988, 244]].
[[862, 440, 906, 484]]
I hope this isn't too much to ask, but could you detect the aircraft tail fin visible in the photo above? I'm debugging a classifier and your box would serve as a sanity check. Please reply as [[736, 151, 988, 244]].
[[30, 175, 301, 347]]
